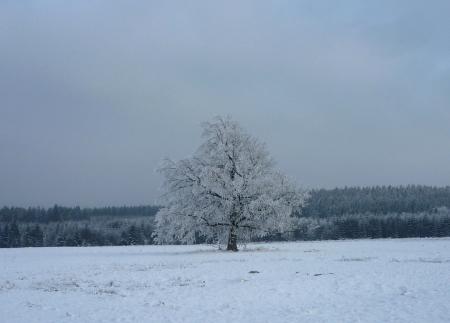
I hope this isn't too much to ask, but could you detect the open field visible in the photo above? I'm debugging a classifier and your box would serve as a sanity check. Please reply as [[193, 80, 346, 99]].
[[1, 238, 450, 323]]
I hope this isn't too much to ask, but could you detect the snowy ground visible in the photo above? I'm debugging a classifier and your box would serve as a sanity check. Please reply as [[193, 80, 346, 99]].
[[1, 239, 450, 323]]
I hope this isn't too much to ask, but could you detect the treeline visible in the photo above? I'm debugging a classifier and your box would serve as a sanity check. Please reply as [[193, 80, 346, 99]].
[[0, 205, 157, 248], [293, 207, 450, 241], [302, 185, 450, 217], [287, 185, 450, 241], [0, 205, 159, 223], [1, 185, 450, 248], [0, 217, 155, 248]]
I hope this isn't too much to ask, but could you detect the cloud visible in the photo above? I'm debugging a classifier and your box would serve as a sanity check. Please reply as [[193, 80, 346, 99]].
[[0, 1, 449, 206]]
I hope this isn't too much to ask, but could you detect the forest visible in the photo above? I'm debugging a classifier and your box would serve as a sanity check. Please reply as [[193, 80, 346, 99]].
[[1, 185, 450, 248]]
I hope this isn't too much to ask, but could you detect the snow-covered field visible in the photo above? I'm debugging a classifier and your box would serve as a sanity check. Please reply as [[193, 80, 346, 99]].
[[1, 239, 449, 323]]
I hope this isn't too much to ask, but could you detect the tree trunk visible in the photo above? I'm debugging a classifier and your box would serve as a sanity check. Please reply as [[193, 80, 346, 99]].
[[226, 226, 238, 251]]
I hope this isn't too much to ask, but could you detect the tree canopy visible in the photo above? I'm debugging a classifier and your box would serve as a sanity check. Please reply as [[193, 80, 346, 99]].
[[154, 116, 307, 250]]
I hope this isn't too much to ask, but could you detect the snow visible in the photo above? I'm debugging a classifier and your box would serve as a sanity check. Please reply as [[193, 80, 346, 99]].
[[1, 238, 450, 323]]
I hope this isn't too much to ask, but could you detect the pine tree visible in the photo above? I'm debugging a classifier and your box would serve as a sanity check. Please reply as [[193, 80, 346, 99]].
[[0, 225, 8, 248], [8, 222, 21, 247], [31, 224, 44, 247]]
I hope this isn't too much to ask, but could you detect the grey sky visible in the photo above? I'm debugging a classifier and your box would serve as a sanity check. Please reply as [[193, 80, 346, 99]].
[[1, 1, 449, 207]]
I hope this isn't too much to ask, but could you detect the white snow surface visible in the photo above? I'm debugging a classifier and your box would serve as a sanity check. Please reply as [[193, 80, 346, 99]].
[[1, 238, 450, 323]]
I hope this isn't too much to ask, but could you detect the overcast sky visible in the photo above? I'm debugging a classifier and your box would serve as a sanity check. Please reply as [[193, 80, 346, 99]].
[[1, 1, 449, 207]]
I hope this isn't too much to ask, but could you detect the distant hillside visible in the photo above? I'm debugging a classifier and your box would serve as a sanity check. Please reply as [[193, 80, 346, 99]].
[[0, 205, 159, 223], [302, 185, 450, 217], [1, 185, 450, 248]]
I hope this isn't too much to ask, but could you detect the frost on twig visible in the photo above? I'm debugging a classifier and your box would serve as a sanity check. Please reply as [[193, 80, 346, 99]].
[[154, 116, 308, 251]]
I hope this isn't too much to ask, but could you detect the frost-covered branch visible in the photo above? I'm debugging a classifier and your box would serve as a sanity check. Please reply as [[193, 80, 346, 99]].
[[154, 116, 308, 251]]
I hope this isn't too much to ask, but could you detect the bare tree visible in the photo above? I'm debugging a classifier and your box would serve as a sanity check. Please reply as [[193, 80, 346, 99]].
[[155, 116, 307, 251]]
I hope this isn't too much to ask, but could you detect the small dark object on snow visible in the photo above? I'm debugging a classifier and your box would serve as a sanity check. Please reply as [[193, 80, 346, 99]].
[[313, 273, 334, 277], [248, 270, 260, 274]]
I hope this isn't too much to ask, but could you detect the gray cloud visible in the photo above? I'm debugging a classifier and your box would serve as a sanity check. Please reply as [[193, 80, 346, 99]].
[[1, 0, 449, 207]]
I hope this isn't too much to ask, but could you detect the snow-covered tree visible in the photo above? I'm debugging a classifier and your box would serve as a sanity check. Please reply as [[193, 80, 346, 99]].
[[155, 116, 307, 251]]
